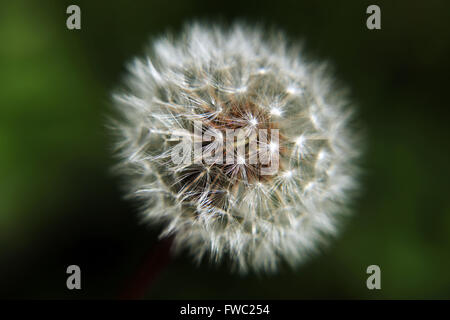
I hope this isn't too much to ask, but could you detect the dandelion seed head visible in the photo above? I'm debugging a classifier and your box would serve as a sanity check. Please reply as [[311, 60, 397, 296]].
[[111, 22, 361, 273], [269, 142, 278, 153], [282, 170, 293, 178], [270, 107, 282, 117], [249, 118, 258, 126]]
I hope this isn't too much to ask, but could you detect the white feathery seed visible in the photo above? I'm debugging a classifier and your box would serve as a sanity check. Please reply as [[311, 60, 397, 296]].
[[111, 22, 361, 273]]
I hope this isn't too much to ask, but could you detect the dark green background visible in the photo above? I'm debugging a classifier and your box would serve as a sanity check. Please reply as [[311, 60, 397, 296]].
[[1, 0, 449, 299]]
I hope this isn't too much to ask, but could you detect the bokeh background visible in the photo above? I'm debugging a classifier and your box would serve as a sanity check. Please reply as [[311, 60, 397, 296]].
[[1, 0, 449, 299]]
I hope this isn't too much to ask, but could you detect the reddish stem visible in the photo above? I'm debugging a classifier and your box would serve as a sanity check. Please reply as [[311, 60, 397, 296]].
[[119, 236, 173, 300]]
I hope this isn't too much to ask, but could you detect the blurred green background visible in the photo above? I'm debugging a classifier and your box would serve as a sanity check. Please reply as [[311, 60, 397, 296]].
[[1, 0, 449, 299]]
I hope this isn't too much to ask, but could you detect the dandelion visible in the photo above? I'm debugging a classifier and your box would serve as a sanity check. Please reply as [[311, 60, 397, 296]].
[[111, 22, 361, 273]]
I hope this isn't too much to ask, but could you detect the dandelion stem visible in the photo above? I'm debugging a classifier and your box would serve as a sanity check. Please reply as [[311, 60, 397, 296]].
[[119, 236, 173, 300]]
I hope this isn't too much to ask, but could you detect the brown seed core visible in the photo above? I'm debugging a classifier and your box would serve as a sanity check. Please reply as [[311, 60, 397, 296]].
[[175, 97, 285, 212]]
